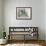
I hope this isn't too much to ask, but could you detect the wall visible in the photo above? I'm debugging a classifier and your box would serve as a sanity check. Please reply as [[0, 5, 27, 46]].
[[3, 0, 45, 40], [0, 0, 3, 38], [0, 0, 2, 28], [45, 0, 46, 40]]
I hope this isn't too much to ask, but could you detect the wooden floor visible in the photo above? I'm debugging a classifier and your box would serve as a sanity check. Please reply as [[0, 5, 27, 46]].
[[10, 40, 46, 46], [0, 40, 46, 46]]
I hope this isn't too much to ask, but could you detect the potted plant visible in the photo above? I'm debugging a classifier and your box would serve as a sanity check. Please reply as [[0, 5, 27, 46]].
[[0, 26, 7, 44], [0, 31, 7, 44]]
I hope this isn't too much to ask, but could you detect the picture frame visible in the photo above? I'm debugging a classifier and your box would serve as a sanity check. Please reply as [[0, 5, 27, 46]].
[[16, 7, 32, 20]]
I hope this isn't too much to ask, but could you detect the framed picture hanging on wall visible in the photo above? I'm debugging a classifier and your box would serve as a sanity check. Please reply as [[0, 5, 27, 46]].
[[16, 7, 32, 20]]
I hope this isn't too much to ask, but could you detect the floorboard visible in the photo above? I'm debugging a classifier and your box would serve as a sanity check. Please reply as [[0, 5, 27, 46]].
[[0, 40, 46, 46]]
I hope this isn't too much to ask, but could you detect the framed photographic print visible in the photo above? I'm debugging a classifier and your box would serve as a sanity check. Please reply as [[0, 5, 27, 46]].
[[16, 7, 32, 20]]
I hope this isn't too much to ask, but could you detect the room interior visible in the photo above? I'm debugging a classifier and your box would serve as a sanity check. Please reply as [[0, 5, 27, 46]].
[[0, 0, 46, 46]]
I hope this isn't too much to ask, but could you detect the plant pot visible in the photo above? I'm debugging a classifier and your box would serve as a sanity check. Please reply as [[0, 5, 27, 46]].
[[0, 39, 7, 44]]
